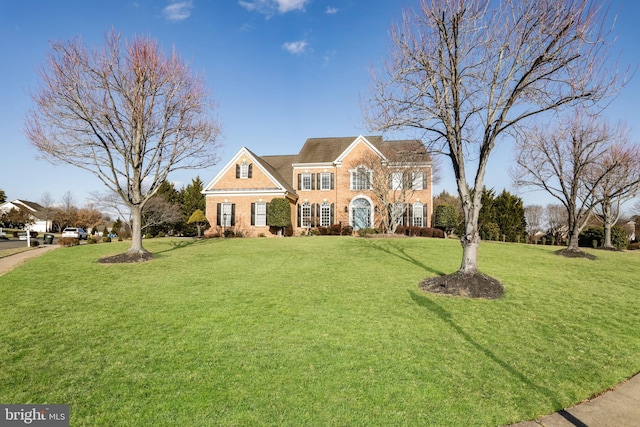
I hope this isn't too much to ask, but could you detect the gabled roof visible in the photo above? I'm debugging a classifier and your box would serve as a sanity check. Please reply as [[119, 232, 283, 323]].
[[0, 200, 49, 220], [202, 147, 297, 199], [296, 135, 431, 165], [296, 136, 384, 164]]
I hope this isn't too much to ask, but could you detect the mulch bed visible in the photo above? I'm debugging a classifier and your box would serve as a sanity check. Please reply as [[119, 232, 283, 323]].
[[98, 251, 154, 264], [420, 272, 504, 299]]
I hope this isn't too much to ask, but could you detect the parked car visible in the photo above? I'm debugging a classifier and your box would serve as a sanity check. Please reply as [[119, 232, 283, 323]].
[[62, 227, 88, 240]]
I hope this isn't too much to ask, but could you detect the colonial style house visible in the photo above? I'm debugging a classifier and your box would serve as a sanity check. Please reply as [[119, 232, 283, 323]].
[[202, 135, 432, 237]]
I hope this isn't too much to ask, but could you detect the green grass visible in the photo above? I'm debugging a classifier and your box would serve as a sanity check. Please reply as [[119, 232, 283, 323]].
[[1, 237, 639, 426]]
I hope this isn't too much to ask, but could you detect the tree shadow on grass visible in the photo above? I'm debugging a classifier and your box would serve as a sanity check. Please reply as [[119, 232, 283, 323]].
[[408, 289, 563, 414], [153, 238, 212, 255], [355, 239, 447, 277]]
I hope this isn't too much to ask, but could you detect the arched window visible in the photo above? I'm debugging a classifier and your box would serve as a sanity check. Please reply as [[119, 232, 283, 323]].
[[320, 202, 332, 227]]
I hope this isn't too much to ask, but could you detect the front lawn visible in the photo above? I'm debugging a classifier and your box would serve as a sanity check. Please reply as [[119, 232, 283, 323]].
[[1, 237, 638, 426]]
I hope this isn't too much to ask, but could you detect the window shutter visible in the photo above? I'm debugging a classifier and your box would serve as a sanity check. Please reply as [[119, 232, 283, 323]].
[[311, 173, 316, 190], [298, 174, 302, 190], [231, 204, 236, 226], [253, 203, 257, 226], [423, 204, 428, 227], [388, 173, 393, 190], [423, 172, 427, 189], [216, 203, 221, 226], [235, 165, 240, 178], [330, 203, 334, 224], [331, 173, 334, 190], [408, 204, 413, 225], [248, 164, 253, 178], [311, 203, 316, 226], [316, 174, 320, 190], [297, 204, 302, 227]]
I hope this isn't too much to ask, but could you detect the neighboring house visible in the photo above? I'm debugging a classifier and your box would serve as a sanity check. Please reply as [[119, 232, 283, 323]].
[[0, 199, 53, 233], [202, 135, 433, 237]]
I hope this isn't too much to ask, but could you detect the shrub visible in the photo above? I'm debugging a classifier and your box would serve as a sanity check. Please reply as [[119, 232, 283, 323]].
[[316, 227, 329, 235], [156, 231, 165, 238], [328, 224, 342, 235], [117, 236, 123, 242], [579, 226, 628, 250], [224, 229, 235, 238], [628, 242, 640, 250], [356, 228, 379, 237], [342, 225, 353, 235], [102, 236, 112, 243], [88, 237, 97, 244], [58, 237, 79, 247], [29, 240, 39, 247]]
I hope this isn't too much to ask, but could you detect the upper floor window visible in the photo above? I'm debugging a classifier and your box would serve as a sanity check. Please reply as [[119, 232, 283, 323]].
[[236, 161, 252, 179], [301, 173, 313, 191], [351, 166, 372, 190], [320, 173, 333, 190], [390, 172, 404, 190], [411, 171, 426, 190]]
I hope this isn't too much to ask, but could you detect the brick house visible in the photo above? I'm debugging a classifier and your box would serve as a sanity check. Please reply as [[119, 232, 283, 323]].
[[202, 135, 432, 237]]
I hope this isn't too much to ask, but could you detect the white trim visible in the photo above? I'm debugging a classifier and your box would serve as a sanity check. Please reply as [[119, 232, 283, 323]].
[[335, 135, 386, 163], [202, 147, 288, 194], [349, 195, 374, 229]]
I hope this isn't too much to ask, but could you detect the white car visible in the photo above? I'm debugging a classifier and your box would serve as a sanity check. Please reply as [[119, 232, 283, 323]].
[[62, 227, 88, 240]]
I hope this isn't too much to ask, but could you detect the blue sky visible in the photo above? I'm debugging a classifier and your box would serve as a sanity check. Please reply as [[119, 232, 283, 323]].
[[1, 0, 639, 212]]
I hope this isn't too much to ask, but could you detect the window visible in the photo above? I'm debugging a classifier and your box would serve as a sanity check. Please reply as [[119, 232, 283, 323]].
[[300, 173, 313, 191], [320, 173, 333, 190], [392, 202, 405, 227], [301, 202, 312, 227], [411, 172, 426, 190], [236, 162, 252, 179], [351, 166, 372, 190], [412, 202, 424, 227], [320, 202, 331, 227], [252, 202, 267, 226], [391, 172, 404, 190], [217, 202, 235, 226]]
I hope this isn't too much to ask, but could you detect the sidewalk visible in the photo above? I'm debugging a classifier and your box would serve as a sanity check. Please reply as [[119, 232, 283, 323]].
[[508, 372, 640, 426], [0, 244, 59, 276]]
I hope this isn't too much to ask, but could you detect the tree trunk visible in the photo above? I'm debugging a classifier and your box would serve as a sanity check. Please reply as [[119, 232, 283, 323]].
[[459, 231, 480, 274], [128, 204, 146, 254], [602, 201, 613, 249], [567, 229, 580, 251]]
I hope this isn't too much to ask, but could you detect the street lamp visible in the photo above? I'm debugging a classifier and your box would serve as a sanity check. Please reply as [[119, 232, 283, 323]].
[[223, 212, 227, 238]]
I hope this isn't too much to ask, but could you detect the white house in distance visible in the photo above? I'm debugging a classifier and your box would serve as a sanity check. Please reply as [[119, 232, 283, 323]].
[[0, 199, 52, 233]]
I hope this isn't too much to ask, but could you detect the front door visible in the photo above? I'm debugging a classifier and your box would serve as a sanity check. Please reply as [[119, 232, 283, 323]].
[[351, 198, 372, 230]]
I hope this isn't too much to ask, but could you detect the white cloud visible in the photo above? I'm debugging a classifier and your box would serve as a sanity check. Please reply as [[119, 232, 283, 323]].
[[239, 0, 309, 15], [163, 1, 193, 21], [325, 7, 338, 14], [282, 40, 308, 55]]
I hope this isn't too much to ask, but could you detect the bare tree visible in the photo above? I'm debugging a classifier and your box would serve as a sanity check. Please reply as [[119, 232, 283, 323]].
[[358, 150, 429, 234], [54, 191, 79, 231], [141, 196, 183, 233], [513, 112, 624, 252], [39, 192, 56, 232], [545, 204, 568, 245], [25, 30, 222, 256], [524, 204, 543, 243], [591, 142, 640, 248], [366, 0, 620, 291]]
